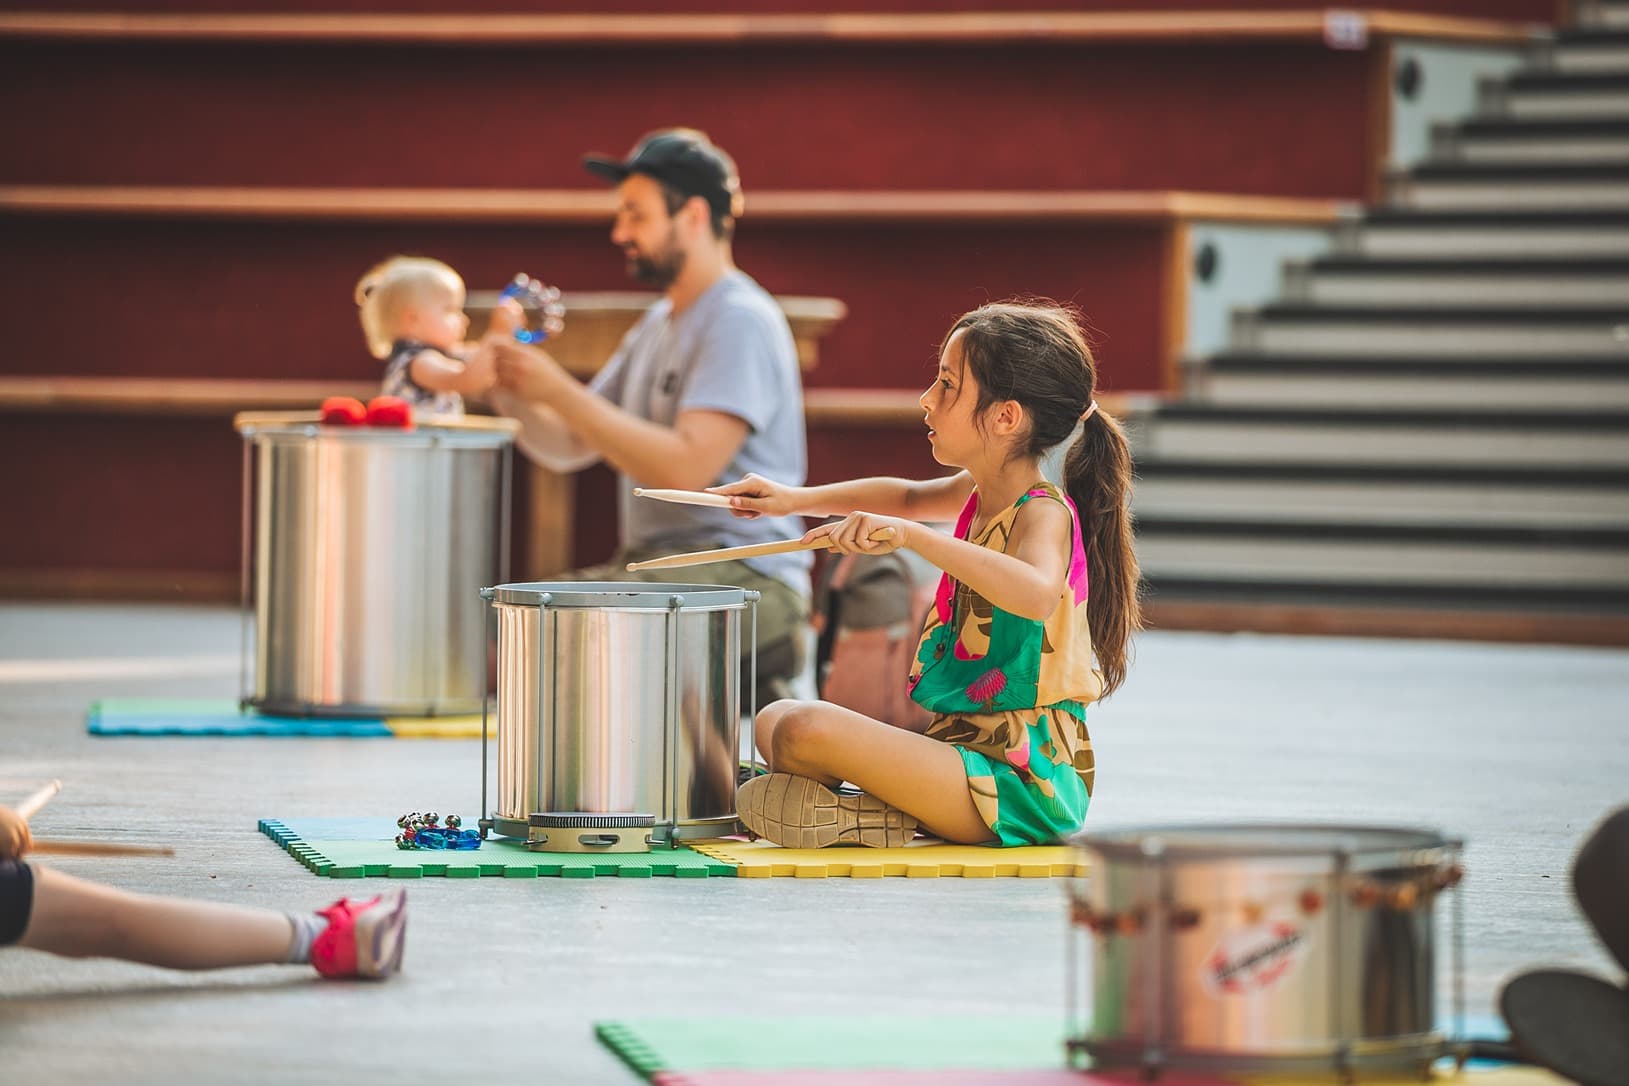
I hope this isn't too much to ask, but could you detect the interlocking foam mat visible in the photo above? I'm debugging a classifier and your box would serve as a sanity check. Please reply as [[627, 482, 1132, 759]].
[[260, 820, 1086, 880], [259, 818, 734, 879], [597, 1016, 1562, 1085], [89, 698, 490, 738], [686, 838, 1085, 878]]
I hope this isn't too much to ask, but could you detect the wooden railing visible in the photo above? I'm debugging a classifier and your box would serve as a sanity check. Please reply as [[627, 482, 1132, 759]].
[[0, 11, 1547, 47]]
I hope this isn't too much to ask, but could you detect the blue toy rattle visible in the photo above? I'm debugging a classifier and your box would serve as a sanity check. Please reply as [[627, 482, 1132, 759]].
[[498, 274, 566, 345]]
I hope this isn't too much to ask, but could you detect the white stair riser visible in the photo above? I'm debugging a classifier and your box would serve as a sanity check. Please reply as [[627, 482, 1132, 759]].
[[1500, 92, 1629, 118], [1596, 5, 1629, 28], [1236, 321, 1629, 357], [1551, 47, 1629, 73], [1343, 225, 1629, 257], [1394, 179, 1629, 209], [1450, 136, 1629, 163], [1292, 272, 1629, 307], [1137, 421, 1629, 467], [1134, 477, 1629, 527], [1139, 536, 1629, 589], [1203, 372, 1629, 410]]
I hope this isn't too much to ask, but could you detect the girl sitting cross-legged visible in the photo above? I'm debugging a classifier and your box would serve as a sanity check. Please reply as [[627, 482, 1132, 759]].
[[713, 300, 1140, 849]]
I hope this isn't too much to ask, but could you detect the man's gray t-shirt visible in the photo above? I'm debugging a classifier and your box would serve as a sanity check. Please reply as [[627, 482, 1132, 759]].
[[589, 270, 811, 595]]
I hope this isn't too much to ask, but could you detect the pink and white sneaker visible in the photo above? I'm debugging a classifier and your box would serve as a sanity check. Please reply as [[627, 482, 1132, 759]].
[[311, 890, 407, 980]]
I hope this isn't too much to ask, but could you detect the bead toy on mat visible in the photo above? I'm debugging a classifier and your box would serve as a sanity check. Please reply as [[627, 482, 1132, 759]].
[[394, 811, 480, 851]]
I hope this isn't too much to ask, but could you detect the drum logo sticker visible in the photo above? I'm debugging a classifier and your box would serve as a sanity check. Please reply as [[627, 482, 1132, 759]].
[[1201, 919, 1309, 996]]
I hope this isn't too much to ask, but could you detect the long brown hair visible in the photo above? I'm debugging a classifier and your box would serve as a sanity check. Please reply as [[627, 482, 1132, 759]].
[[945, 301, 1142, 696]]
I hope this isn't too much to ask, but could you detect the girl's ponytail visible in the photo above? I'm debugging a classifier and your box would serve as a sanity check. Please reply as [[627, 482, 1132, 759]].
[[1063, 406, 1141, 697]]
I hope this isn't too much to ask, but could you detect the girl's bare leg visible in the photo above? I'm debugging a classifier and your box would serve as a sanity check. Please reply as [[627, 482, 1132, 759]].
[[20, 865, 295, 970], [752, 698, 803, 771], [764, 700, 995, 845]]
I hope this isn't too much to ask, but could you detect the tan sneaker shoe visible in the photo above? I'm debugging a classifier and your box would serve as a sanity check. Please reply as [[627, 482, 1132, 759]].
[[736, 773, 917, 848]]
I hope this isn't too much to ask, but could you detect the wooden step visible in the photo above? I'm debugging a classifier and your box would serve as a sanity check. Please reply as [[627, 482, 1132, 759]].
[[1133, 460, 1629, 527], [1131, 405, 1629, 466], [1437, 118, 1629, 162], [1198, 355, 1629, 409], [1493, 71, 1629, 117], [1283, 256, 1629, 306], [1137, 517, 1629, 594], [1391, 162, 1629, 209], [1551, 29, 1629, 72], [1232, 305, 1629, 357], [1341, 208, 1629, 256]]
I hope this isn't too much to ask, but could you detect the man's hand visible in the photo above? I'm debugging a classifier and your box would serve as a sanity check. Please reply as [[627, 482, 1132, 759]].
[[493, 340, 572, 403]]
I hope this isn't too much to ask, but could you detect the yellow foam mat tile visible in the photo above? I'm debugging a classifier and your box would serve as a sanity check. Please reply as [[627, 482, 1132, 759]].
[[686, 838, 1086, 878], [1240, 1071, 1567, 1086], [384, 715, 493, 738]]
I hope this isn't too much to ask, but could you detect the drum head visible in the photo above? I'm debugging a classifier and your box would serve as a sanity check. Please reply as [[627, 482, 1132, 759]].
[[1501, 969, 1629, 1086]]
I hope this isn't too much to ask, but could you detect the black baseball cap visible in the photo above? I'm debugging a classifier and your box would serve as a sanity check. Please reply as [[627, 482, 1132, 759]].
[[583, 128, 744, 220]]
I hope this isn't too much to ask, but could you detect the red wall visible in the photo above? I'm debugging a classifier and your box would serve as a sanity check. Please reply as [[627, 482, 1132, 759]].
[[1, 216, 1172, 392], [2, 41, 1379, 199]]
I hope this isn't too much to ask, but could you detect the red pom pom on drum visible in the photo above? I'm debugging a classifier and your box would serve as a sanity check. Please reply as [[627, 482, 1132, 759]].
[[319, 396, 368, 426], [365, 396, 414, 429]]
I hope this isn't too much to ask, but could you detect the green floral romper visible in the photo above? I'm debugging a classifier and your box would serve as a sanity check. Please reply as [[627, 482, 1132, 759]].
[[908, 482, 1101, 846]]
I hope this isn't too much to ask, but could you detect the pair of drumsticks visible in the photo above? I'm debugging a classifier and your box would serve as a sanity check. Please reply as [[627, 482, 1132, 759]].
[[4, 780, 174, 858], [627, 489, 895, 571]]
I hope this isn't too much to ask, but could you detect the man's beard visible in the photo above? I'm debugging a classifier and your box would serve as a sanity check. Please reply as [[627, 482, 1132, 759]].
[[625, 231, 686, 288]]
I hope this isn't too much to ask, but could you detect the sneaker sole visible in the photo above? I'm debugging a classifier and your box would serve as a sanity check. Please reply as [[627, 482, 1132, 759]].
[[737, 773, 917, 849], [355, 890, 407, 979]]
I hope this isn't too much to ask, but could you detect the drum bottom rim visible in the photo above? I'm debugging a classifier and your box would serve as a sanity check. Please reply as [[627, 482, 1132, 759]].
[[1075, 1030, 1446, 1073]]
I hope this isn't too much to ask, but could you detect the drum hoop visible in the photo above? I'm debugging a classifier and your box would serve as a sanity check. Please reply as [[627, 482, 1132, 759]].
[[1072, 823, 1460, 863], [490, 582, 748, 609]]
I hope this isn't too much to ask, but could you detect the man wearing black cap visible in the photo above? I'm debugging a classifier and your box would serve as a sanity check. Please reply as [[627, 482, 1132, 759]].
[[491, 128, 811, 705]]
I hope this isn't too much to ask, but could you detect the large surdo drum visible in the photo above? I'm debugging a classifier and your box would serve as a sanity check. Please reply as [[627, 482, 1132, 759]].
[[1068, 824, 1465, 1077]]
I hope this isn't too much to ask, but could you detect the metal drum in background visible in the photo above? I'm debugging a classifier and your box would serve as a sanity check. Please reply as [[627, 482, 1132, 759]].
[[1067, 824, 1465, 1078], [479, 582, 757, 847], [235, 413, 515, 717]]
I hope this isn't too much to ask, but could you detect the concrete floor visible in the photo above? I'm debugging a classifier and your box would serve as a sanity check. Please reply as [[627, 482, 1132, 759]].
[[0, 602, 1624, 1084]]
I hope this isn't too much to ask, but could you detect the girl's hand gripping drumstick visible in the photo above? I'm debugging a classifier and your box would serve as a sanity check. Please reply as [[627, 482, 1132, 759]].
[[626, 527, 897, 572]]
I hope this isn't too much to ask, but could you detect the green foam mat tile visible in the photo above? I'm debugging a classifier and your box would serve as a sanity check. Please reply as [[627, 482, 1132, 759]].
[[596, 1016, 1069, 1077], [259, 818, 736, 879]]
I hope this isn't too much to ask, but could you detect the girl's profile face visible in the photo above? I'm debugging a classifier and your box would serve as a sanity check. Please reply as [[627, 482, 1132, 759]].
[[403, 286, 469, 352], [919, 331, 981, 468]]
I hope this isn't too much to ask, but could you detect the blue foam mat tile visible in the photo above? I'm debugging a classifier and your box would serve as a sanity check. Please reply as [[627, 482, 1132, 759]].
[[88, 698, 391, 737]]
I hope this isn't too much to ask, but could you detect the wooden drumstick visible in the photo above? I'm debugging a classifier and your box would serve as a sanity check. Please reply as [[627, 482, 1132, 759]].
[[28, 839, 176, 858], [631, 487, 735, 510], [15, 779, 62, 821], [626, 527, 897, 571]]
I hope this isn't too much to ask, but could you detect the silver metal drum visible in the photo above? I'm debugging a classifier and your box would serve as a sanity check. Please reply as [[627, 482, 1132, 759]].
[[481, 582, 757, 846], [235, 413, 515, 717], [1067, 824, 1465, 1077]]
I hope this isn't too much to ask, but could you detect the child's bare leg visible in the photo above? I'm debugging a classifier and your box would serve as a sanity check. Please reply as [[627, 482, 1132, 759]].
[[753, 699, 812, 774], [21, 865, 294, 970], [770, 701, 995, 844]]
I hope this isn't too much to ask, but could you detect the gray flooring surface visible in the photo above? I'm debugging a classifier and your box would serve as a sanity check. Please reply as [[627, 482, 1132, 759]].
[[0, 603, 1624, 1084]]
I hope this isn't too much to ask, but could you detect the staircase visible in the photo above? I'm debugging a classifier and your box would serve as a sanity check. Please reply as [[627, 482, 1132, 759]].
[[1133, 2, 1629, 639]]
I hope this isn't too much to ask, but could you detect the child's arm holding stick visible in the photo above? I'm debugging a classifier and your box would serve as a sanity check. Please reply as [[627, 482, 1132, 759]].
[[710, 471, 975, 524]]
